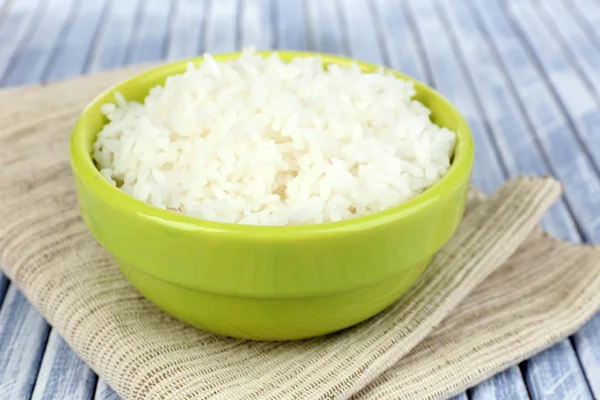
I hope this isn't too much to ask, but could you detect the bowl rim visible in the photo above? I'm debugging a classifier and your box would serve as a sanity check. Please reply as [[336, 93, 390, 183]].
[[70, 50, 474, 238]]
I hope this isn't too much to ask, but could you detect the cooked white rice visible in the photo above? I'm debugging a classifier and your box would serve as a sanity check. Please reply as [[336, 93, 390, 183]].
[[94, 50, 456, 226]]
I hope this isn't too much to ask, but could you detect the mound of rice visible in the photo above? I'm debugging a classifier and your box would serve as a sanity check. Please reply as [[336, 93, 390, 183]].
[[94, 50, 456, 225]]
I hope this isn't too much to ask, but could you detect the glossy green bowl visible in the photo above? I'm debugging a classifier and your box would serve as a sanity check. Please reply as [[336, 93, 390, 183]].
[[70, 51, 474, 341]]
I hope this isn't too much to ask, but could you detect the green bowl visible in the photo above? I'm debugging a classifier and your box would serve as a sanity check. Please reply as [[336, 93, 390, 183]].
[[70, 51, 474, 341]]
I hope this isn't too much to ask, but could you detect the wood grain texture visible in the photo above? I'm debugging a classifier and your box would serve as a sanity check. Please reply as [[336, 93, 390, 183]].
[[468, 367, 530, 400], [523, 341, 593, 400], [337, 0, 385, 64], [3, 0, 77, 85], [336, 0, 379, 61], [372, 0, 426, 81], [539, 0, 600, 99], [87, 0, 141, 72], [166, 0, 207, 60], [474, 0, 600, 242], [274, 0, 307, 50], [438, 0, 579, 242], [30, 330, 97, 400], [572, 316, 600, 397], [306, 0, 344, 55], [508, 0, 600, 194], [94, 380, 120, 400], [43, 0, 107, 82], [0, 0, 45, 81], [0, 286, 50, 400], [570, 0, 600, 53], [126, 0, 173, 64]]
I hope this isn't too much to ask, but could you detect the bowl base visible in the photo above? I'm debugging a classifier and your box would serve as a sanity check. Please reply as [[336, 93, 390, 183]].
[[117, 258, 430, 341]]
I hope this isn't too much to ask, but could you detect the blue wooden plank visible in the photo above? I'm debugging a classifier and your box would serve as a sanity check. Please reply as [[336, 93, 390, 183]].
[[87, 0, 141, 72], [337, 0, 385, 64], [438, 0, 578, 241], [405, 0, 505, 194], [166, 0, 206, 60], [273, 0, 307, 50], [508, 1, 600, 184], [239, 0, 273, 49], [372, 0, 426, 81], [0, 286, 50, 400], [30, 330, 97, 400], [333, 0, 381, 65], [204, 0, 239, 53], [569, 0, 600, 50], [0, 0, 45, 81], [1, 0, 76, 86], [94, 379, 120, 400], [449, 392, 468, 400], [469, 367, 529, 400], [473, 0, 600, 397], [539, 0, 600, 99], [127, 0, 173, 65], [43, 0, 108, 82], [572, 315, 600, 397], [474, 0, 600, 242], [524, 341, 594, 400], [305, 0, 344, 55]]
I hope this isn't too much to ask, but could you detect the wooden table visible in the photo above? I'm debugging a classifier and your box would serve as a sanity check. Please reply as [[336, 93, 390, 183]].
[[0, 0, 598, 398]]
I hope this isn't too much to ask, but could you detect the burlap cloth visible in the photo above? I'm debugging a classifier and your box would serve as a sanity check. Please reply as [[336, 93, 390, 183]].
[[0, 67, 599, 400]]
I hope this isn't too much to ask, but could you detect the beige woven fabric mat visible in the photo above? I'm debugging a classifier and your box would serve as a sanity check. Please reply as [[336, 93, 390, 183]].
[[1, 68, 599, 400]]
